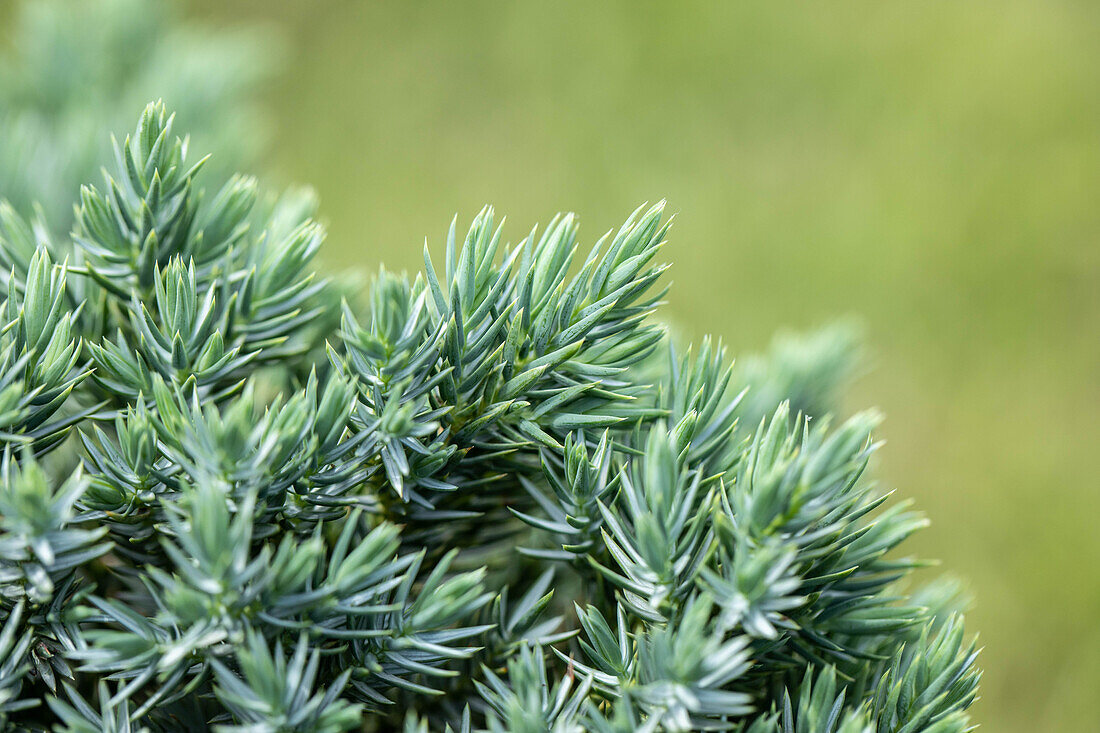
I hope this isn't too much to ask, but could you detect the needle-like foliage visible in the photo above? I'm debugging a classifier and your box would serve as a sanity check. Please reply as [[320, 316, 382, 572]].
[[0, 100, 981, 732]]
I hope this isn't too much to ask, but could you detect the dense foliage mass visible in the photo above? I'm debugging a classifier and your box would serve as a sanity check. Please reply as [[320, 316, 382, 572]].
[[0, 101, 980, 732]]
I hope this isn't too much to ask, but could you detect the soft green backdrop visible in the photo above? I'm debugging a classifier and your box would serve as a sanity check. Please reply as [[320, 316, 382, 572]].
[[186, 2, 1099, 730]]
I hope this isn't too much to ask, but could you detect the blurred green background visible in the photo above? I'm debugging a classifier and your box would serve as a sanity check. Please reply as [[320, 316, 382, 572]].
[[5, 0, 1097, 728], [188, 2, 1099, 730]]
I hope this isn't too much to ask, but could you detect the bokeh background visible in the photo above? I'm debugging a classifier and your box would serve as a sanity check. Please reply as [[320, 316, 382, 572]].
[[5, 1, 1098, 729]]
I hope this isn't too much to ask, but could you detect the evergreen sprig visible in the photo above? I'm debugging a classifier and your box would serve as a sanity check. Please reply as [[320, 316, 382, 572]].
[[0, 101, 981, 732]]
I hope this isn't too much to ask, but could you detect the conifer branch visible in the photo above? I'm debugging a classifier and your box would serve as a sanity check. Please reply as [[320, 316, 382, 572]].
[[0, 100, 981, 732]]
